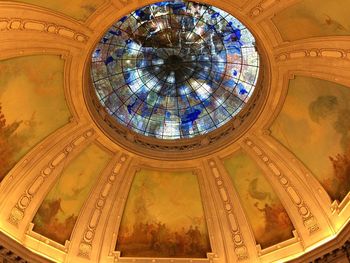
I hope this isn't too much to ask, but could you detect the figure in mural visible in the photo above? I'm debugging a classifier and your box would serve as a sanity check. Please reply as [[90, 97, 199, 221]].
[[224, 152, 294, 249], [254, 202, 294, 248], [32, 144, 111, 244], [271, 77, 350, 202], [118, 220, 208, 257], [309, 95, 350, 201], [33, 198, 78, 244], [0, 104, 22, 181], [0, 55, 71, 183], [116, 170, 211, 258], [327, 146, 350, 201]]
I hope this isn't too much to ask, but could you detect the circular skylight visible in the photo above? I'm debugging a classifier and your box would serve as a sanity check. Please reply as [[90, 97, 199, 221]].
[[91, 0, 260, 140]]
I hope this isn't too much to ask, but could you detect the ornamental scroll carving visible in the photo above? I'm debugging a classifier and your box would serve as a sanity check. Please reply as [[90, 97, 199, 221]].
[[250, 0, 280, 18], [276, 48, 350, 62], [244, 139, 319, 234], [78, 155, 128, 259], [0, 18, 88, 43], [208, 160, 248, 261], [115, 0, 143, 7], [8, 130, 95, 226]]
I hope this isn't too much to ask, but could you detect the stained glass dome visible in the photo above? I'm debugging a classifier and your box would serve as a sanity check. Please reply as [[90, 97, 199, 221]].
[[91, 0, 260, 140]]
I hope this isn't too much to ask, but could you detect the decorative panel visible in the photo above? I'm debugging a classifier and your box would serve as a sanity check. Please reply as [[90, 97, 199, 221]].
[[223, 151, 294, 249], [272, 0, 350, 41], [116, 169, 211, 258], [0, 55, 70, 182], [4, 0, 105, 21], [32, 143, 111, 244], [270, 76, 350, 202]]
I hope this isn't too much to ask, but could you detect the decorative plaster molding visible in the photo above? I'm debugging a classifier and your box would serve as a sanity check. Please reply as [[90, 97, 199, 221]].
[[0, 230, 52, 263], [0, 18, 88, 43], [86, 69, 266, 160], [78, 154, 129, 259], [288, 223, 350, 263], [0, 245, 27, 263], [244, 139, 319, 234], [8, 129, 95, 226], [208, 160, 248, 261], [249, 0, 280, 18], [276, 48, 350, 62]]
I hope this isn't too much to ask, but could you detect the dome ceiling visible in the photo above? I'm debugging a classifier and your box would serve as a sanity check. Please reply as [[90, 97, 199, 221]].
[[0, 0, 349, 263], [91, 1, 260, 139]]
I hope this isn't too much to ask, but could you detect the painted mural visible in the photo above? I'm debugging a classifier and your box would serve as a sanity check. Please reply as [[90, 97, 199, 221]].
[[273, 0, 350, 41], [271, 76, 350, 202], [32, 144, 111, 244], [7, 0, 105, 21], [116, 169, 211, 258], [0, 55, 70, 182], [224, 151, 294, 249]]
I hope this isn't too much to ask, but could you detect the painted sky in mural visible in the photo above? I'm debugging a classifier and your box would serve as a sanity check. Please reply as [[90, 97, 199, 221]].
[[273, 0, 350, 41], [0, 55, 70, 182], [33, 143, 111, 244], [8, 0, 104, 20], [224, 151, 294, 249], [116, 169, 211, 258], [271, 76, 350, 202]]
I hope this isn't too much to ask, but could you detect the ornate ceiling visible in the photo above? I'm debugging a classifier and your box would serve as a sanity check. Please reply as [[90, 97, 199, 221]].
[[0, 0, 349, 262]]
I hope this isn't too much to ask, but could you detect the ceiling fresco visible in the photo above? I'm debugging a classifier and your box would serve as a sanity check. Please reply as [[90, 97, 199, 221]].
[[5, 0, 105, 21], [116, 169, 211, 258], [32, 143, 111, 244], [223, 151, 295, 249], [272, 0, 350, 41], [0, 0, 348, 262], [0, 55, 70, 182], [270, 76, 350, 202]]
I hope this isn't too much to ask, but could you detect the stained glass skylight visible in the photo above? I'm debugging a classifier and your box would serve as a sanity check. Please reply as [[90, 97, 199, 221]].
[[91, 0, 260, 140]]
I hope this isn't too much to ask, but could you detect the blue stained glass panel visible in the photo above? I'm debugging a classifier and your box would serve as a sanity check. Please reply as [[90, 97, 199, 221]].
[[91, 0, 260, 139]]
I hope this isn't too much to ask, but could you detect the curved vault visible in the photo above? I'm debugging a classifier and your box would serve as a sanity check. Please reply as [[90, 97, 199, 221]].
[[0, 0, 349, 263]]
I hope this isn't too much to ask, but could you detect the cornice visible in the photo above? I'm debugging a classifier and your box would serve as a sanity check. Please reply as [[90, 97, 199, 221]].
[[0, 229, 52, 263]]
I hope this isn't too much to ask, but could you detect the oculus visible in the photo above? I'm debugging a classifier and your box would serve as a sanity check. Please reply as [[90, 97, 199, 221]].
[[91, 0, 260, 139]]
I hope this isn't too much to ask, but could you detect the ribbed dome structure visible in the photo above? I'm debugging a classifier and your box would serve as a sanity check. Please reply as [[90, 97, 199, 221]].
[[0, 0, 349, 263], [91, 1, 259, 139]]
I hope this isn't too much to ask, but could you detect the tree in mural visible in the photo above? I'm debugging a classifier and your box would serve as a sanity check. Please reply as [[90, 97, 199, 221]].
[[0, 104, 22, 181]]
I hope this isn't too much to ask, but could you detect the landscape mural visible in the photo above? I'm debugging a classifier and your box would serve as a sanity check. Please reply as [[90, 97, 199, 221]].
[[32, 143, 111, 244], [273, 0, 350, 41], [116, 169, 211, 258], [271, 76, 350, 202], [7, 0, 105, 21], [0, 55, 70, 182], [224, 151, 294, 249]]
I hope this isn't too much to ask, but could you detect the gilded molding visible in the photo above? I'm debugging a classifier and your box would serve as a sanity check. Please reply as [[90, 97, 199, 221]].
[[8, 129, 95, 226], [208, 160, 248, 261], [244, 139, 319, 234], [0, 18, 88, 43], [78, 154, 129, 259], [276, 48, 350, 62], [249, 0, 279, 18]]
